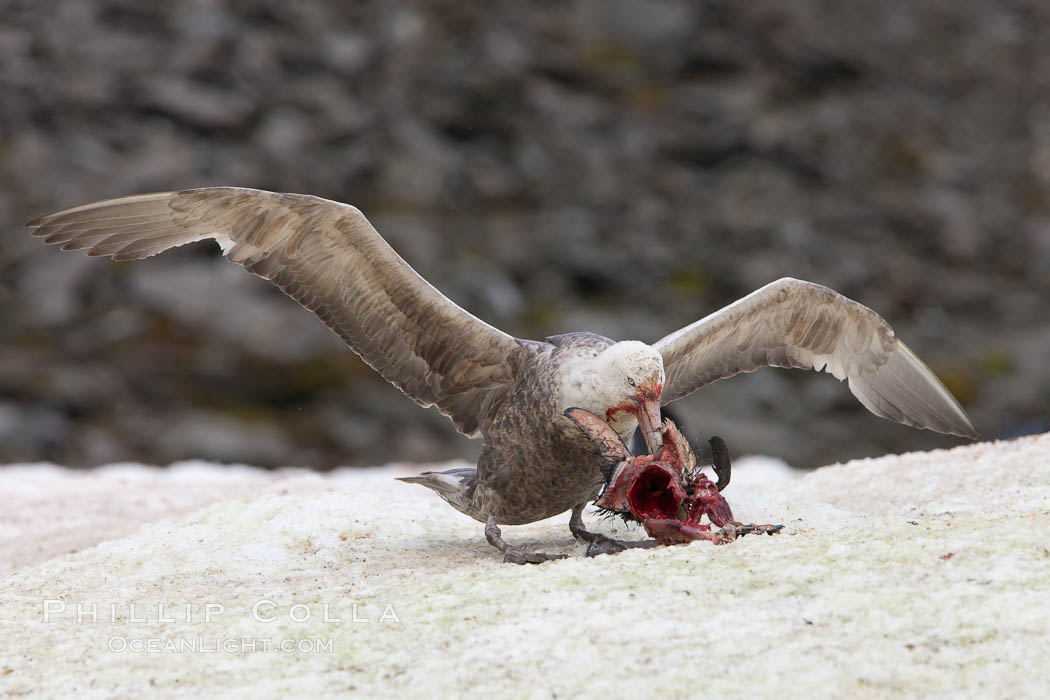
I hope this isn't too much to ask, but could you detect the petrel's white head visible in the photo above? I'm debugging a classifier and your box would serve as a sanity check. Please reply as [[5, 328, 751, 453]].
[[558, 340, 665, 453]]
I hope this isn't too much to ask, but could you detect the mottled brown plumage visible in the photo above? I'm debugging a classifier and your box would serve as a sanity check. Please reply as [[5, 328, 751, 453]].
[[26, 187, 978, 563]]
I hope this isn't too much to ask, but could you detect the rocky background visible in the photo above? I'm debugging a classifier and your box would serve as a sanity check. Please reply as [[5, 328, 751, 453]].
[[1, 0, 1047, 469]]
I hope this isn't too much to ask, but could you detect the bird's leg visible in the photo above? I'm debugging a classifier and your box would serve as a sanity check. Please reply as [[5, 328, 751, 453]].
[[569, 503, 661, 557], [485, 514, 568, 565]]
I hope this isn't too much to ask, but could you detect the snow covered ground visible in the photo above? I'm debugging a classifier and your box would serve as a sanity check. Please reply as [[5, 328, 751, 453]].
[[1, 435, 1048, 698]]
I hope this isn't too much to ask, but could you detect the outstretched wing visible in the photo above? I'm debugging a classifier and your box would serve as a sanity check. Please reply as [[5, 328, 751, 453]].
[[26, 187, 530, 435], [654, 277, 977, 439]]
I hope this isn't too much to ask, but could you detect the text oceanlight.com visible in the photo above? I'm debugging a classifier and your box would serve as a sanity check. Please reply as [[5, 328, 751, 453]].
[[107, 636, 334, 654]]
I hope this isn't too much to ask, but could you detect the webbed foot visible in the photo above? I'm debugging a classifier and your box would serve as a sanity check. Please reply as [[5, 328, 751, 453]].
[[584, 534, 661, 557], [570, 503, 660, 557], [485, 514, 568, 565], [502, 547, 569, 565]]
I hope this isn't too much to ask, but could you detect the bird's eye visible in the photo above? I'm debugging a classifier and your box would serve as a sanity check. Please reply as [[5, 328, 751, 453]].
[[627, 377, 636, 387]]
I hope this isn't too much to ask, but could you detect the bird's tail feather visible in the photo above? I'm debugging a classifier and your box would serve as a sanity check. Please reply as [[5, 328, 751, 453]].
[[396, 467, 483, 520]]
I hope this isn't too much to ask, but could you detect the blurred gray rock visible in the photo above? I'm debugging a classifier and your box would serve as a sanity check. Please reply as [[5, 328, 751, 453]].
[[1, 0, 1047, 468]]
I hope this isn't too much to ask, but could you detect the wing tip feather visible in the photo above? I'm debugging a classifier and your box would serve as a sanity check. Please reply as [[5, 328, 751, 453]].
[[24, 191, 178, 230], [849, 340, 979, 440]]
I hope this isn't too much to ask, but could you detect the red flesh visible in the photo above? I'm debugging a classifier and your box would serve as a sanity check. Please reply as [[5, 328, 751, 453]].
[[600, 422, 741, 545], [570, 407, 781, 547], [626, 465, 684, 520]]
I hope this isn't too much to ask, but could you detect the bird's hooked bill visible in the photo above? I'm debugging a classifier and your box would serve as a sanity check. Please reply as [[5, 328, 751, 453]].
[[635, 398, 663, 454]]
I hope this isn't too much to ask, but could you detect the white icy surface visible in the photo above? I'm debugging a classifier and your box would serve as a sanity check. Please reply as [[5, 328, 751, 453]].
[[1, 437, 1049, 698]]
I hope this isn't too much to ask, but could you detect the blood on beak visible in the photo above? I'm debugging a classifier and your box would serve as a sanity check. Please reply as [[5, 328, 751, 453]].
[[633, 397, 663, 454]]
